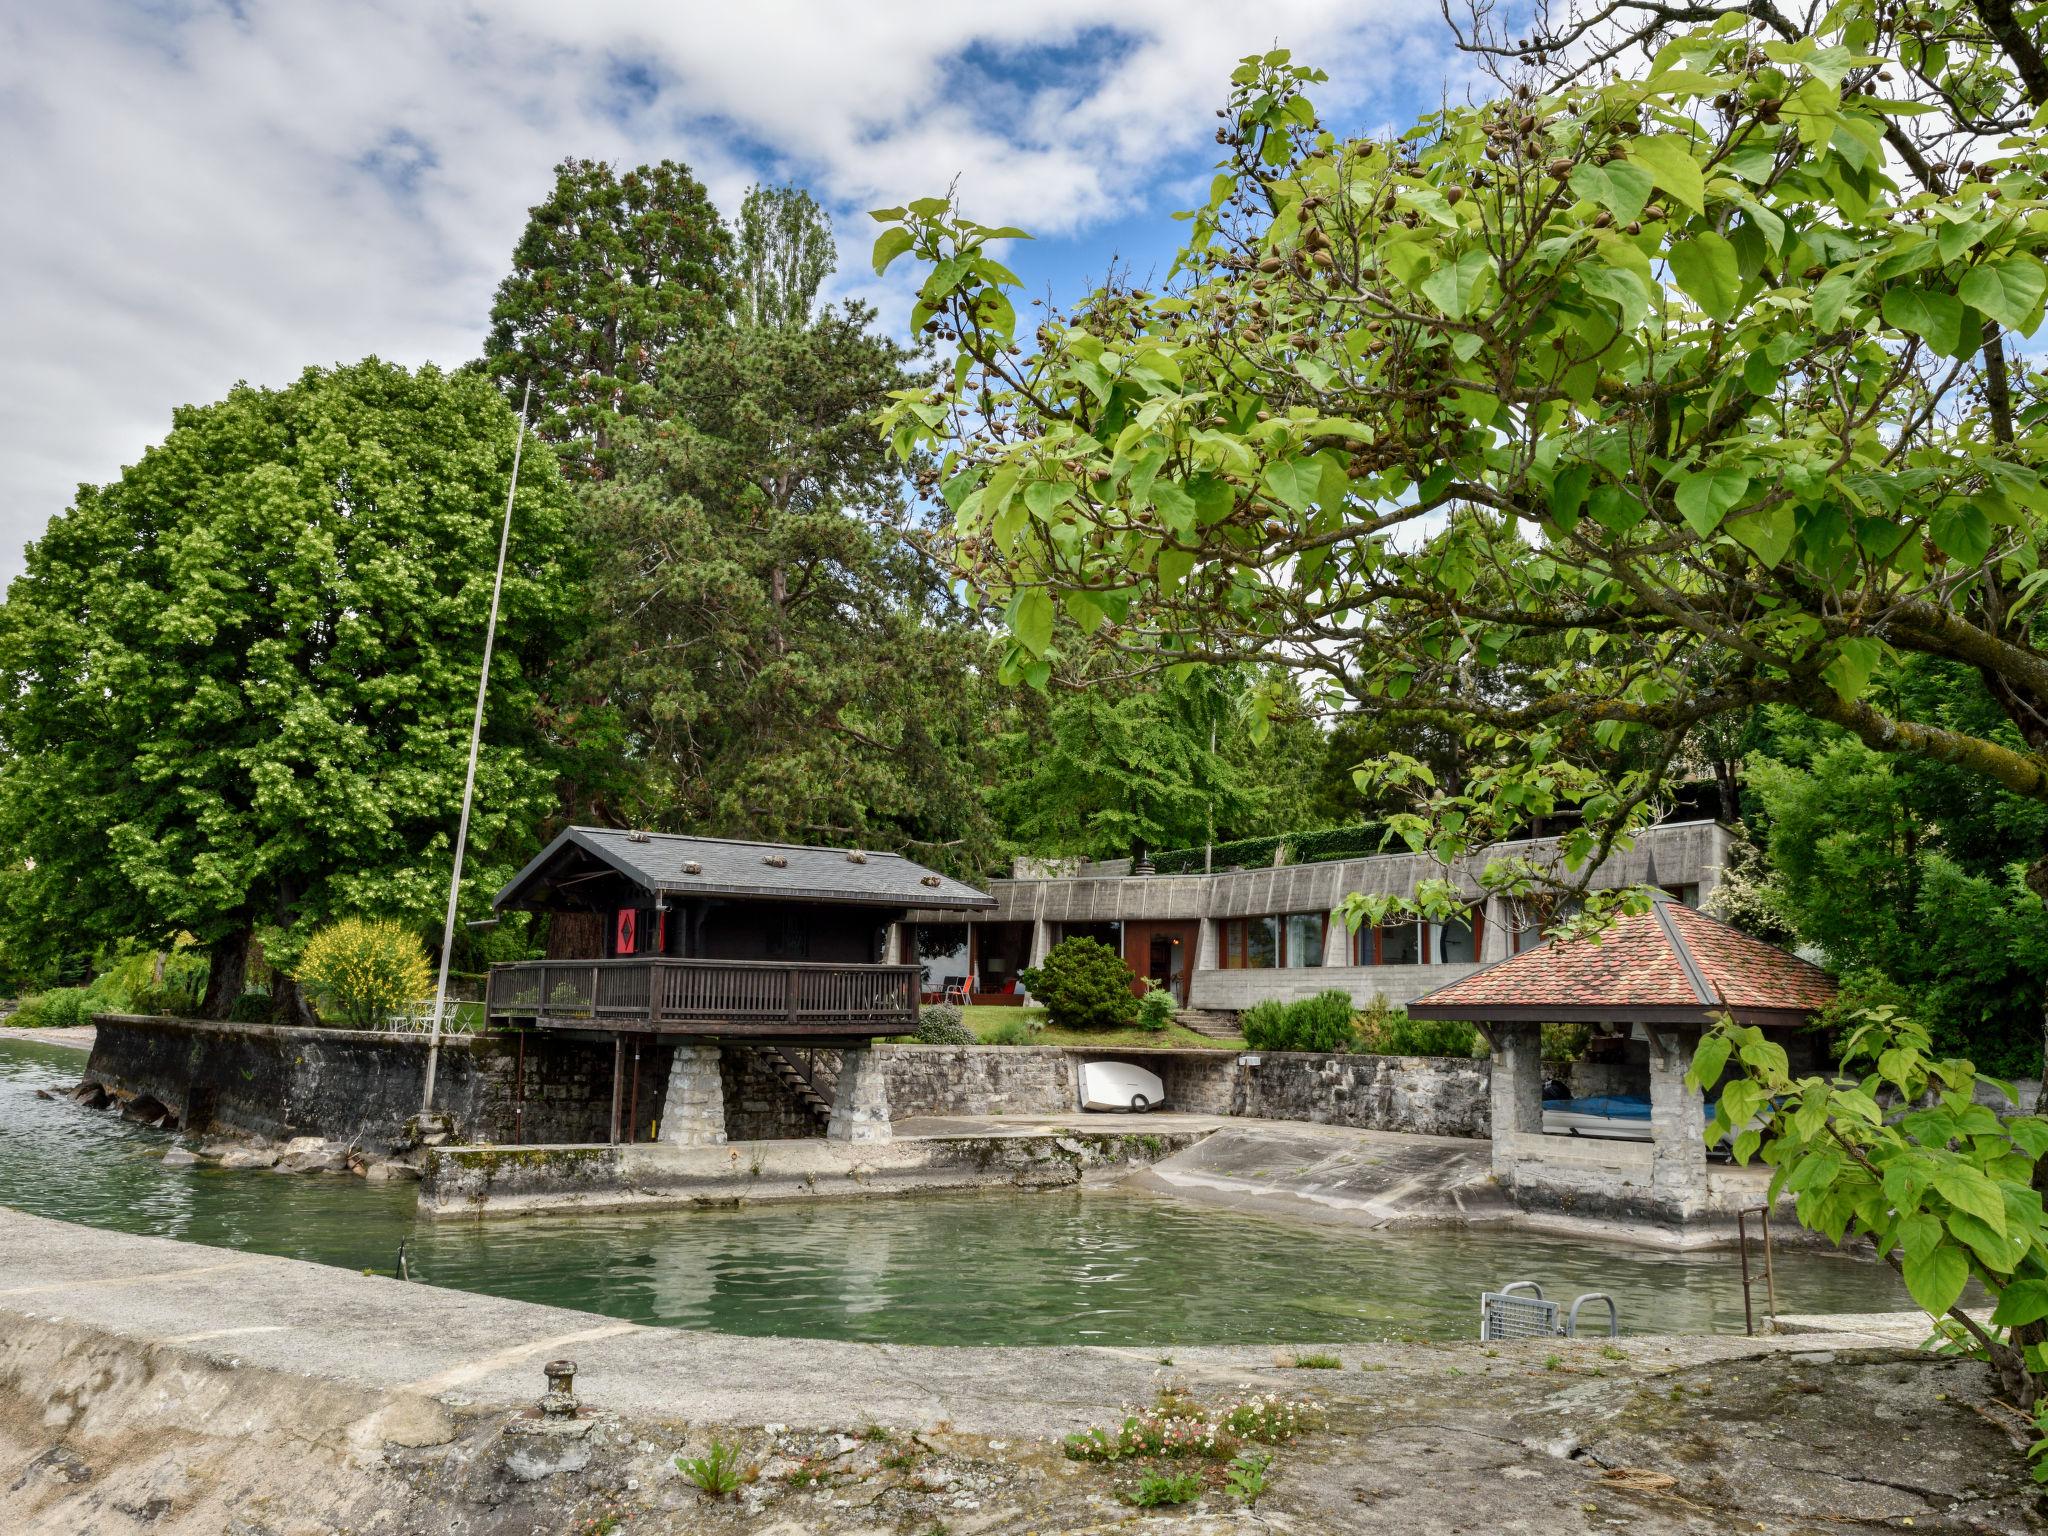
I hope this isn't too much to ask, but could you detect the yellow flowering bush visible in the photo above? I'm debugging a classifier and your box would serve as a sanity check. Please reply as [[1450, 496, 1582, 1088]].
[[294, 916, 432, 1029]]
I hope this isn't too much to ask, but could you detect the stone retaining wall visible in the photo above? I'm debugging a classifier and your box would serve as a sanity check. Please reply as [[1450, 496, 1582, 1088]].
[[1238, 1051, 1490, 1138], [81, 1017, 805, 1151], [84, 1016, 1494, 1150]]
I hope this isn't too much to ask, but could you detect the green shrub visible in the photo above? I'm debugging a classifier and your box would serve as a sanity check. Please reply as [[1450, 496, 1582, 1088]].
[[228, 992, 274, 1023], [293, 916, 432, 1029], [981, 1014, 1033, 1046], [1240, 991, 1357, 1052], [1239, 999, 1292, 1050], [1136, 988, 1177, 1032], [914, 1005, 977, 1045], [10, 988, 93, 1028], [676, 1440, 747, 1497], [1359, 1003, 1482, 1058], [1019, 938, 1137, 1030], [1288, 825, 1389, 863], [1285, 990, 1358, 1052], [1151, 834, 1286, 875]]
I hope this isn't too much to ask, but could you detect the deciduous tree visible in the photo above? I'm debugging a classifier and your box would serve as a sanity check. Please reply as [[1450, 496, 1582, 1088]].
[[876, 0, 2048, 909], [0, 360, 586, 1018]]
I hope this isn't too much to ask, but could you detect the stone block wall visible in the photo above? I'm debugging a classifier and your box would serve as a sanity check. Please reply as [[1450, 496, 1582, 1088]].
[[720, 1047, 829, 1140], [86, 1017, 1494, 1151], [83, 1014, 491, 1151], [1237, 1051, 1490, 1137], [876, 1044, 1078, 1117]]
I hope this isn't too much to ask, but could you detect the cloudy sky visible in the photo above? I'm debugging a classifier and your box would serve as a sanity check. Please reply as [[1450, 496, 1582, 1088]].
[[0, 1, 1469, 583]]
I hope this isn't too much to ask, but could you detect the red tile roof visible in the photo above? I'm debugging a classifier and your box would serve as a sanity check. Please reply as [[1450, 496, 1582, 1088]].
[[1406, 899, 1835, 1025]]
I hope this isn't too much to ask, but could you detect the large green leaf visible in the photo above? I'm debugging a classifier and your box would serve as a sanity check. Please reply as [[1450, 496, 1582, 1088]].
[[1011, 587, 1054, 656], [1568, 160, 1654, 224], [1992, 1278, 2048, 1328], [1959, 257, 2048, 334], [1932, 1164, 2008, 1234], [871, 226, 915, 276], [1901, 1242, 1969, 1317], [1881, 286, 1966, 356], [1420, 250, 1496, 321], [1673, 466, 1749, 535], [1626, 135, 1706, 214], [1726, 501, 1795, 566], [1667, 232, 1742, 321]]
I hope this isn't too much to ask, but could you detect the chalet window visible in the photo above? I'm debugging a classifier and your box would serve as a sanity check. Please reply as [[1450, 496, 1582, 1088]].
[[1219, 913, 1324, 969], [1361, 907, 1482, 964]]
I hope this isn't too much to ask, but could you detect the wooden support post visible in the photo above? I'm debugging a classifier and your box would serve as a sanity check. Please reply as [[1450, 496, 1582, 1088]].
[[628, 1038, 640, 1145], [513, 1028, 526, 1145], [609, 1032, 623, 1145]]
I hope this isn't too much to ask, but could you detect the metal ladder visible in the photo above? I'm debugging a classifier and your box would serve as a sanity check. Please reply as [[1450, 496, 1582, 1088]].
[[1479, 1281, 1620, 1341]]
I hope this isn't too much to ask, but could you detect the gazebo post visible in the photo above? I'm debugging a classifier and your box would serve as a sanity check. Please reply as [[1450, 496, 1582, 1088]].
[[1644, 1023, 1708, 1217], [1487, 1021, 1545, 1183]]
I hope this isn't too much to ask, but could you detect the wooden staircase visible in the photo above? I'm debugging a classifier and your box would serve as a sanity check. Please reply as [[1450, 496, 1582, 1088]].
[[755, 1046, 834, 1125], [1174, 1008, 1241, 1042]]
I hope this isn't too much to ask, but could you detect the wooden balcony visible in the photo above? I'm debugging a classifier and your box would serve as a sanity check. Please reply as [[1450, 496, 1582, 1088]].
[[484, 957, 920, 1038]]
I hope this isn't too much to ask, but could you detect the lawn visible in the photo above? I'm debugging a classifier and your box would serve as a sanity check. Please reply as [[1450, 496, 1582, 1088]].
[[959, 1004, 1244, 1051]]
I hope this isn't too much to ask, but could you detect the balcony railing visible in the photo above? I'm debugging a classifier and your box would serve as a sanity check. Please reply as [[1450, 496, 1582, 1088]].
[[485, 958, 920, 1035]]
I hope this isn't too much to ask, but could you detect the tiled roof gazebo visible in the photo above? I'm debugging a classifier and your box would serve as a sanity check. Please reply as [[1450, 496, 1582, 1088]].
[[1407, 895, 1836, 1224]]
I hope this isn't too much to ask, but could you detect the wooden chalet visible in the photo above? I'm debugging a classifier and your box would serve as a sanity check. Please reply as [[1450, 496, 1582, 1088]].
[[486, 827, 995, 1043]]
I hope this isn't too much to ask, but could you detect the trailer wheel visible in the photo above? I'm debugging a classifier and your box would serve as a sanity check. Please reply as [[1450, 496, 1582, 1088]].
[[1129, 1093, 1151, 1113]]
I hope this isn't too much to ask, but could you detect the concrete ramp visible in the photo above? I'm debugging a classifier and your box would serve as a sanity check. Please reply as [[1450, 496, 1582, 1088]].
[[1129, 1120, 1509, 1228]]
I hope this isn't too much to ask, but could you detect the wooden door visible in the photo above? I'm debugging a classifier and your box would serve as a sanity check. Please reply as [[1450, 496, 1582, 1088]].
[[1122, 921, 1200, 1005]]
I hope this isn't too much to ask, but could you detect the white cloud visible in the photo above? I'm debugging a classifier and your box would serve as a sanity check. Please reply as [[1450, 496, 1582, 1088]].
[[0, 1, 1456, 581]]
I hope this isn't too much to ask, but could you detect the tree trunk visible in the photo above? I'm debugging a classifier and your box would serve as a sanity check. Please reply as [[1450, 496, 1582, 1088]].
[[269, 973, 319, 1030], [200, 928, 251, 1019]]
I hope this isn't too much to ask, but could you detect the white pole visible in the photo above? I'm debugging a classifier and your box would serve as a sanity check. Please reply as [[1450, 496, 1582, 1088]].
[[422, 382, 531, 1117]]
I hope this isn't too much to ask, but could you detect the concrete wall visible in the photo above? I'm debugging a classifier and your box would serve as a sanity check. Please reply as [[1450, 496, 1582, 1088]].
[[1238, 1051, 1490, 1137]]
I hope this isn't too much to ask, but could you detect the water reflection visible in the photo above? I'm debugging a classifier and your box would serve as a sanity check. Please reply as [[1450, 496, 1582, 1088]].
[[0, 1038, 1908, 1345]]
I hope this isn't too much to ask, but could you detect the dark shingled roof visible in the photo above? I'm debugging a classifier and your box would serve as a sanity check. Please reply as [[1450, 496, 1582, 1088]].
[[494, 827, 996, 912], [1406, 895, 1835, 1027]]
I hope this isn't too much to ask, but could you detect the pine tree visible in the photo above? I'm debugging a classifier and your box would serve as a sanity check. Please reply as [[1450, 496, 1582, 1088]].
[[482, 157, 728, 476]]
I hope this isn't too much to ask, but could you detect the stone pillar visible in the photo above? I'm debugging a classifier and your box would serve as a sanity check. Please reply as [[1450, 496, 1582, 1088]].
[[1027, 918, 1052, 968], [657, 1044, 726, 1147], [1194, 916, 1219, 972], [1487, 1021, 1543, 1189], [1645, 1024, 1708, 1217], [1488, 1021, 1544, 1140], [826, 1045, 892, 1143]]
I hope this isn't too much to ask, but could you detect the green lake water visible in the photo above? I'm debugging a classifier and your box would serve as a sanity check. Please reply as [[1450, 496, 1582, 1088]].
[[0, 1035, 1911, 1346]]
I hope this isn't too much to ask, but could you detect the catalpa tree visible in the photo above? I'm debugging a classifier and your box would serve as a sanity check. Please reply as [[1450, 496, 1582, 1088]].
[[874, 0, 2048, 919]]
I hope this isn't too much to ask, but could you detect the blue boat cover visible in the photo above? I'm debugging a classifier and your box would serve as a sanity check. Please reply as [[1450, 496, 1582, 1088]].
[[1549, 1094, 1652, 1120]]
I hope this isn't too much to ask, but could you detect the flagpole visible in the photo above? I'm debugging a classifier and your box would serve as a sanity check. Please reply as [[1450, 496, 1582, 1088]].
[[422, 381, 531, 1117]]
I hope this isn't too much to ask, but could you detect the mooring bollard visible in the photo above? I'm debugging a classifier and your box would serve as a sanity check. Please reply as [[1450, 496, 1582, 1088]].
[[541, 1358, 579, 1420]]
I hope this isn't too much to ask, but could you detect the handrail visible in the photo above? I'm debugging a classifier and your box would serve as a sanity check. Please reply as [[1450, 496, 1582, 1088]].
[[485, 957, 919, 1027]]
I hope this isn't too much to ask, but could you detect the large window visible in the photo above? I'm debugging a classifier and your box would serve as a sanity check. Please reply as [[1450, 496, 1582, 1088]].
[[1432, 912, 1480, 963], [1220, 913, 1325, 969], [1358, 907, 1482, 964]]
